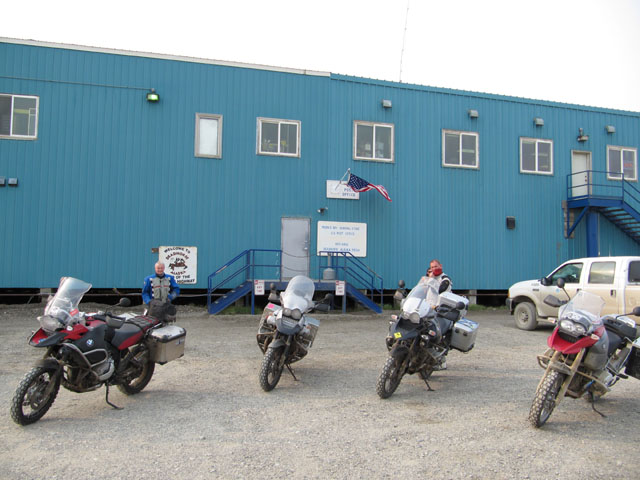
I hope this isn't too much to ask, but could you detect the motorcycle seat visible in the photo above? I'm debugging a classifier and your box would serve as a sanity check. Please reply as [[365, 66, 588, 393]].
[[110, 316, 158, 349]]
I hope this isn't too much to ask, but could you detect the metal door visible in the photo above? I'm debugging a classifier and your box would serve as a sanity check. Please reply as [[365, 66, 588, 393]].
[[570, 151, 592, 198], [281, 217, 310, 280]]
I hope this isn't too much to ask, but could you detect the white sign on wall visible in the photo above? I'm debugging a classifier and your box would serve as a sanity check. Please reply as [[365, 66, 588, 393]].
[[159, 246, 197, 284], [254, 280, 265, 295], [326, 180, 359, 200], [335, 280, 345, 296], [317, 221, 367, 257]]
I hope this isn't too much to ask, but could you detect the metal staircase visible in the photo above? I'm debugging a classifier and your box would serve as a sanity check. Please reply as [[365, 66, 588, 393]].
[[566, 170, 640, 252], [207, 249, 384, 315]]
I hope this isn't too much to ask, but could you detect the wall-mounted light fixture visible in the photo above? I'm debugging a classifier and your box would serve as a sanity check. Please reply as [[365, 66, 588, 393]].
[[146, 88, 160, 103], [317, 207, 328, 215], [8, 177, 18, 186], [0, 177, 5, 187], [577, 128, 589, 142], [534, 117, 544, 127], [506, 216, 516, 230], [468, 109, 479, 119], [381, 99, 392, 108], [605, 125, 616, 134]]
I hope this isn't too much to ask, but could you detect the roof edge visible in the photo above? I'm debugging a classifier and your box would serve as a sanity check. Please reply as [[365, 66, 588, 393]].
[[0, 36, 331, 78]]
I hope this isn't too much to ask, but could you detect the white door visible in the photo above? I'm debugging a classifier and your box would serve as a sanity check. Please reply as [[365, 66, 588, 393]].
[[570, 151, 592, 198], [281, 217, 310, 280]]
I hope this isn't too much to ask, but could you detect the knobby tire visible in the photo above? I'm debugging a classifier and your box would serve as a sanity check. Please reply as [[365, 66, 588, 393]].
[[10, 366, 61, 425]]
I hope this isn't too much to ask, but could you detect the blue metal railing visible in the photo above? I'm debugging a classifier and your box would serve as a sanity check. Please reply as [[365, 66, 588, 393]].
[[207, 248, 384, 314], [566, 170, 640, 241], [567, 170, 640, 211], [207, 249, 282, 312], [317, 251, 384, 308]]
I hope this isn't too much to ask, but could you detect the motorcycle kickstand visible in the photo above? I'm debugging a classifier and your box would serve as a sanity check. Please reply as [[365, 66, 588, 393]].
[[285, 364, 298, 381], [588, 391, 606, 418], [105, 384, 122, 410]]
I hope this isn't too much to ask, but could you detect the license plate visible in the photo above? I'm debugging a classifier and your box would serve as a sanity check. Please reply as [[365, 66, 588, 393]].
[[394, 332, 402, 339]]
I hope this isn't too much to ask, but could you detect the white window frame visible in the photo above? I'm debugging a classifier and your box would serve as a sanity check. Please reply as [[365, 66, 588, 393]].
[[607, 145, 637, 181], [0, 94, 39, 140], [194, 113, 223, 158], [353, 121, 394, 162], [442, 129, 479, 169], [257, 117, 301, 157], [520, 138, 554, 175]]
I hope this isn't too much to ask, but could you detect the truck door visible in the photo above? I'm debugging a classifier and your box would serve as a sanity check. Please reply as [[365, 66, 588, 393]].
[[537, 261, 584, 317], [624, 260, 640, 321], [584, 260, 618, 316]]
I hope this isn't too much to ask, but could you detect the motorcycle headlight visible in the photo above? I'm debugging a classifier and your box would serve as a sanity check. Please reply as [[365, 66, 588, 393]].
[[409, 312, 420, 323], [559, 319, 587, 336]]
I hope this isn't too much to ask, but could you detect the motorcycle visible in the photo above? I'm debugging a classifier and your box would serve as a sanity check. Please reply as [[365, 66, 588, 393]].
[[10, 277, 187, 425], [529, 278, 640, 427], [256, 275, 332, 391], [377, 278, 478, 399]]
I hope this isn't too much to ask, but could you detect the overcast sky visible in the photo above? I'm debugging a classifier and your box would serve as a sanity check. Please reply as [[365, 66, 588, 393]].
[[4, 0, 640, 112]]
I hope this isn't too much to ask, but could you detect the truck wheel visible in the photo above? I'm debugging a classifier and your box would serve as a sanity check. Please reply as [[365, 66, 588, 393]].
[[514, 302, 538, 330]]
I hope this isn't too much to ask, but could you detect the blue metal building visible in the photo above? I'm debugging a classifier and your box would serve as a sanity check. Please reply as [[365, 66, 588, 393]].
[[1, 38, 639, 299]]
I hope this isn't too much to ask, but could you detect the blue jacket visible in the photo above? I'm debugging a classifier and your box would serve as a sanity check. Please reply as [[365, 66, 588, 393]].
[[142, 273, 180, 304]]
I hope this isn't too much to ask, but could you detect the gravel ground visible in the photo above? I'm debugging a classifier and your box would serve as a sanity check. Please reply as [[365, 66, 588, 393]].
[[1, 303, 639, 480]]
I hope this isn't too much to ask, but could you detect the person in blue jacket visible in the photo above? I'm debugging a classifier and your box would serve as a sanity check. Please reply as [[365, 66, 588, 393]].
[[142, 261, 180, 305]]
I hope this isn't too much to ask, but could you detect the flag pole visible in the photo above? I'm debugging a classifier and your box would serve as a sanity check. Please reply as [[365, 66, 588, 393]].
[[334, 168, 351, 191]]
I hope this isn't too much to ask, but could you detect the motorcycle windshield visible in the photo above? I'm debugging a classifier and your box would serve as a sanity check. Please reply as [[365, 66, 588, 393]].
[[558, 290, 605, 323], [44, 277, 92, 322], [281, 275, 315, 312], [402, 278, 439, 316]]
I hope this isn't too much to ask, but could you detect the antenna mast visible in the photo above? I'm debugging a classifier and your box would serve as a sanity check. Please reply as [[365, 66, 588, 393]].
[[399, 0, 410, 83]]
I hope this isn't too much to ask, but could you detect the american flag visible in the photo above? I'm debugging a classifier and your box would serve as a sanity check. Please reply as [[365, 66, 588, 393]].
[[347, 173, 391, 202]]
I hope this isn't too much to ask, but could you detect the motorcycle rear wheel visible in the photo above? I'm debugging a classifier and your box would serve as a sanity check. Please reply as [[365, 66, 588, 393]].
[[529, 369, 564, 428], [259, 346, 285, 392], [117, 346, 155, 395], [376, 355, 405, 399], [10, 366, 61, 425]]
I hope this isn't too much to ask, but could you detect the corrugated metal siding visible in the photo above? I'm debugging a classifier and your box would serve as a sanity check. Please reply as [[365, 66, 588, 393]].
[[1, 40, 639, 290]]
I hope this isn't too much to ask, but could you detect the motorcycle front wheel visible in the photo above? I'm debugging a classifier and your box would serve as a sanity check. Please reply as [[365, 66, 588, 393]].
[[529, 369, 565, 428], [117, 345, 155, 395], [10, 366, 61, 425], [259, 346, 285, 392], [376, 355, 406, 399]]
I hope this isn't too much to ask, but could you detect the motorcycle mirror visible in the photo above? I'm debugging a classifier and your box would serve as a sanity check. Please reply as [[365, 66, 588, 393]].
[[556, 278, 565, 289], [632, 306, 640, 317], [456, 301, 465, 310], [117, 297, 131, 308], [268, 293, 279, 304], [315, 302, 330, 312], [398, 280, 405, 288], [543, 294, 564, 308]]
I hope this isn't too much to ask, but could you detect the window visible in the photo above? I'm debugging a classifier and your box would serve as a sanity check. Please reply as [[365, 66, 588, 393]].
[[257, 118, 300, 157], [520, 138, 553, 175], [588, 262, 616, 285], [0, 94, 38, 139], [629, 261, 640, 283], [354, 121, 393, 162], [607, 146, 637, 181], [550, 262, 583, 284], [442, 130, 478, 168], [195, 113, 223, 158]]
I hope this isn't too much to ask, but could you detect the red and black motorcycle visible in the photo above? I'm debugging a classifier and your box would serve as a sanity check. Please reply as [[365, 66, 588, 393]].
[[10, 277, 186, 425], [529, 278, 640, 427]]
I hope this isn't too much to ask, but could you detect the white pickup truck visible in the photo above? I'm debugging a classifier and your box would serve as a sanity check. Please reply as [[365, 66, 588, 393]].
[[506, 256, 640, 330]]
